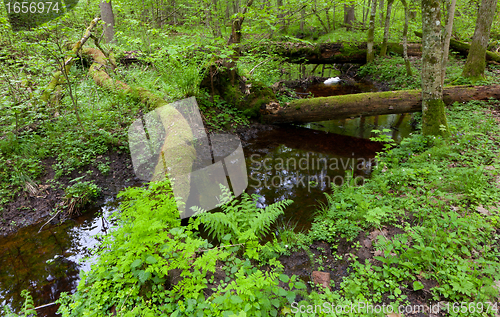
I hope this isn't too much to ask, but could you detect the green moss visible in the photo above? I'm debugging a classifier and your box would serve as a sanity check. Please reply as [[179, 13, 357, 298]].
[[242, 105, 261, 118], [422, 98, 450, 137]]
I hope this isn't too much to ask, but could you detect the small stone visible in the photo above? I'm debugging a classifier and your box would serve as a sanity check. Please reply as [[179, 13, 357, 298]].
[[311, 271, 331, 290]]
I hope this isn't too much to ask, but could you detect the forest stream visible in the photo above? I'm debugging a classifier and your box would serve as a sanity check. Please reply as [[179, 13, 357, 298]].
[[0, 80, 414, 316]]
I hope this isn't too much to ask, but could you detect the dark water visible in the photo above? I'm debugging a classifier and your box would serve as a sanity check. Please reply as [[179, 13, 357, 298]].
[[0, 198, 117, 315], [243, 125, 384, 232], [0, 80, 414, 316], [295, 80, 378, 98]]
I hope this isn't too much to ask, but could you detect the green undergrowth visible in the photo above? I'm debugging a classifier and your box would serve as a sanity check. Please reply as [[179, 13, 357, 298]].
[[49, 100, 500, 317], [304, 99, 500, 315], [56, 181, 305, 316], [359, 55, 500, 90]]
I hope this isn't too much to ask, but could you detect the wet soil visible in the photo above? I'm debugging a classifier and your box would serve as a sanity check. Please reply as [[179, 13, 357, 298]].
[[0, 150, 141, 237]]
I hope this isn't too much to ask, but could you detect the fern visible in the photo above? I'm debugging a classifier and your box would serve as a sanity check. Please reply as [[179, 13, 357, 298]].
[[195, 185, 293, 244]]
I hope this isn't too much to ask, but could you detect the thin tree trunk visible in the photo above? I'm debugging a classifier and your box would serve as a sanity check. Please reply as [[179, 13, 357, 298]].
[[380, 0, 394, 56], [212, 0, 222, 37], [421, 0, 449, 136], [367, 0, 377, 62], [441, 0, 457, 87], [378, 0, 384, 27], [462, 0, 498, 79], [401, 0, 412, 76], [300, 7, 305, 32], [99, 0, 115, 43]]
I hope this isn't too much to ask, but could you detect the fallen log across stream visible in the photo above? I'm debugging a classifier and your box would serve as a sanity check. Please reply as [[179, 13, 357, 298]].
[[261, 84, 500, 124], [243, 42, 422, 64]]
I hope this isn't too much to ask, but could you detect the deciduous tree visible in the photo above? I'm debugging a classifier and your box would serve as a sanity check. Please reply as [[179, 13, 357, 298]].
[[462, 0, 498, 79], [421, 0, 449, 136]]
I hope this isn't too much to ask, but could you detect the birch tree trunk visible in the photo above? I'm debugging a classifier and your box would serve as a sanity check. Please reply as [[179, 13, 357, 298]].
[[441, 0, 457, 87], [462, 0, 498, 79], [421, 0, 449, 136], [380, 0, 394, 57], [99, 0, 115, 43], [367, 0, 377, 62]]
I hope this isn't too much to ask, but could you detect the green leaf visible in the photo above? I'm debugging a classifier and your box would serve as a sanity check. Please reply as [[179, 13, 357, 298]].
[[295, 281, 306, 289], [137, 270, 151, 284], [231, 295, 243, 304], [413, 281, 424, 291], [130, 259, 142, 269], [146, 255, 157, 264], [279, 274, 289, 283]]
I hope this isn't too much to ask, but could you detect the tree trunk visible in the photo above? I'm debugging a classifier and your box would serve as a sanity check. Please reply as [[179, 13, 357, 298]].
[[378, 0, 384, 26], [367, 0, 377, 62], [300, 7, 305, 32], [421, 0, 449, 136], [462, 0, 498, 79], [344, 4, 356, 31], [415, 31, 500, 62], [441, 0, 457, 87], [211, 0, 222, 37], [401, 0, 412, 76], [99, 0, 115, 43], [260, 84, 500, 124], [380, 0, 394, 57]]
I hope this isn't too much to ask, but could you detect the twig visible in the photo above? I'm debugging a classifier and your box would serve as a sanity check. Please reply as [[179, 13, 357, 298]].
[[34, 301, 57, 310], [249, 59, 268, 75], [38, 210, 61, 233]]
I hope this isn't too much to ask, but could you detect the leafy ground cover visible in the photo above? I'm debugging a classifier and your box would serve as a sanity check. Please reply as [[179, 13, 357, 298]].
[[5, 99, 494, 317]]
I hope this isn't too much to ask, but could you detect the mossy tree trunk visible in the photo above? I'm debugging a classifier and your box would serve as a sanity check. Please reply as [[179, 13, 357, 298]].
[[441, 0, 457, 87], [380, 0, 394, 57], [401, 0, 412, 76], [260, 84, 500, 124], [366, 0, 378, 63], [462, 0, 498, 79], [421, 0, 449, 137]]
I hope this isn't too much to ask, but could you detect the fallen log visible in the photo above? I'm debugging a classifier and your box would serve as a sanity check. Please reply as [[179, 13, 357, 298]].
[[415, 31, 500, 63], [261, 84, 500, 124], [244, 42, 422, 64]]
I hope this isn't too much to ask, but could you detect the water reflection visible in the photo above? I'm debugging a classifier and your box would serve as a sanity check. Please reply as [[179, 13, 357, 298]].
[[243, 125, 385, 232], [302, 113, 414, 143], [0, 198, 117, 316]]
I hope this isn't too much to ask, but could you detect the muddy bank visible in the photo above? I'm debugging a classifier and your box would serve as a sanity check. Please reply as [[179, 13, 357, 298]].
[[0, 151, 140, 237]]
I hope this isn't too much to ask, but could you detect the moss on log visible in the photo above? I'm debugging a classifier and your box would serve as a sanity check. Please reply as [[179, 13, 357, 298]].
[[415, 31, 500, 63], [242, 42, 422, 64], [261, 84, 500, 124]]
